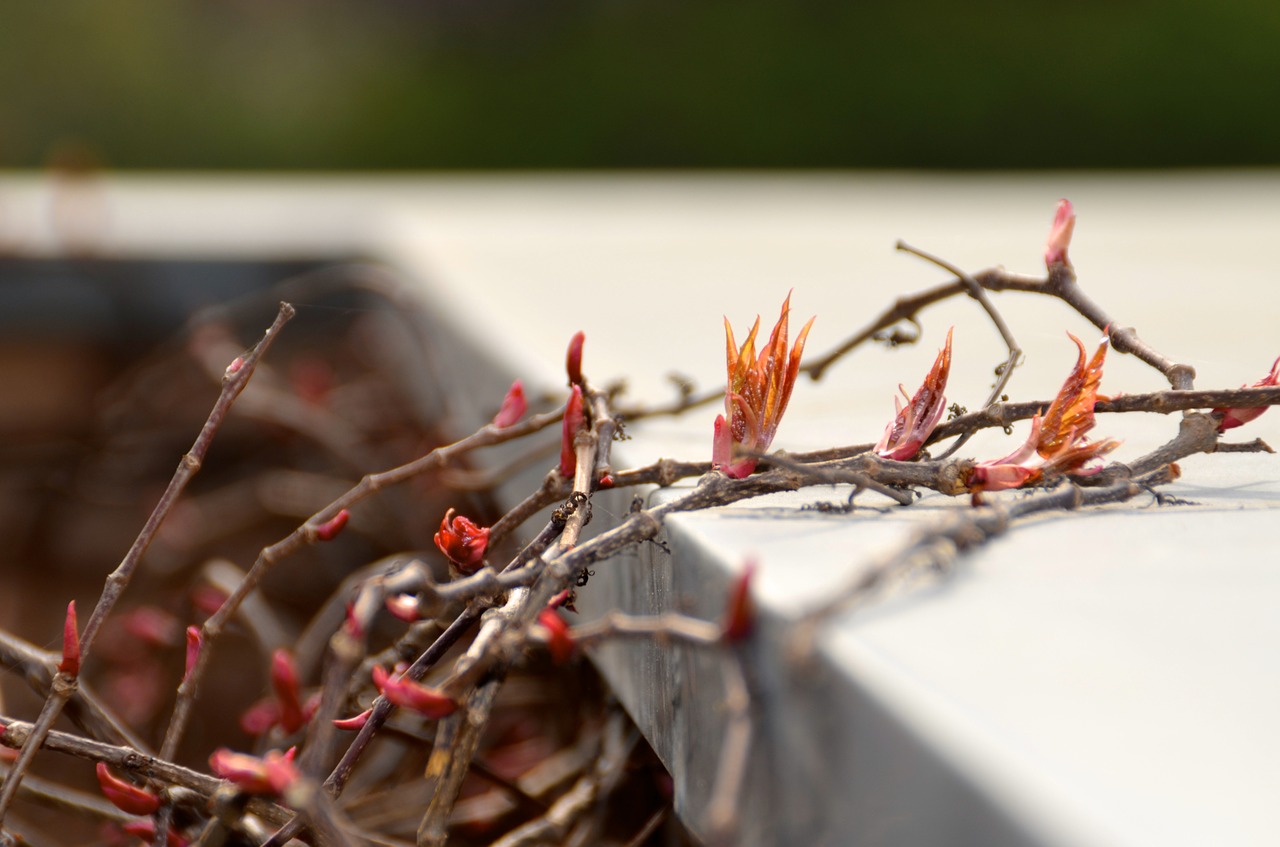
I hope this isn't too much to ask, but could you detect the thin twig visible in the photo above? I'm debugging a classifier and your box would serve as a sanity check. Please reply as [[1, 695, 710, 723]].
[[0, 302, 295, 826], [896, 241, 1023, 459], [0, 631, 149, 753], [159, 405, 565, 763], [929, 385, 1280, 446], [0, 719, 293, 826]]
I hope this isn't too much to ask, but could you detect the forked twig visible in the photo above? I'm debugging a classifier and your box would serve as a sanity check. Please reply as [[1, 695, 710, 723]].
[[0, 302, 296, 826]]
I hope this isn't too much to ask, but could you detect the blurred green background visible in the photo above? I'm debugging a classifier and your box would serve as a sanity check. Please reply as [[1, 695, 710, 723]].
[[3, 0, 1278, 170]]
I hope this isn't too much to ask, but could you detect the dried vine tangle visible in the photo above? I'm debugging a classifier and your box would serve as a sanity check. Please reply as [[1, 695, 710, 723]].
[[1, 206, 1276, 847]]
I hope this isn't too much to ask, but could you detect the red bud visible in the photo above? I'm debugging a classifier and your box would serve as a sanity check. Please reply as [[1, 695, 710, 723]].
[[333, 708, 373, 731], [559, 386, 585, 478], [313, 509, 350, 541], [372, 666, 458, 719], [434, 508, 490, 575], [492, 380, 528, 428], [190, 584, 228, 618], [548, 589, 577, 614], [385, 594, 420, 622], [184, 626, 202, 684], [209, 746, 297, 795], [721, 561, 757, 643], [566, 331, 585, 386], [59, 600, 80, 676], [537, 609, 575, 664], [239, 699, 281, 736], [96, 762, 161, 815], [1044, 198, 1076, 270], [121, 606, 181, 647], [271, 649, 306, 733]]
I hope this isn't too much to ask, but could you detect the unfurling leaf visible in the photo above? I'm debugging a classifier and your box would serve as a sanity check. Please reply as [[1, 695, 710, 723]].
[[713, 293, 814, 478]]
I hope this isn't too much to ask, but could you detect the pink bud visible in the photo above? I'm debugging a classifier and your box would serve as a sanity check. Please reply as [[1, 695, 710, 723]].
[[190, 584, 228, 618], [263, 748, 301, 794], [371, 666, 458, 719], [566, 331, 585, 386], [333, 708, 373, 731], [184, 626, 202, 684], [1044, 199, 1076, 269], [492, 380, 528, 428], [313, 509, 350, 542], [537, 609, 575, 664], [121, 606, 181, 647], [342, 601, 366, 640], [433, 508, 490, 574], [1213, 354, 1280, 432], [385, 594, 421, 622], [721, 561, 757, 643], [239, 698, 281, 736], [59, 600, 80, 676], [289, 357, 334, 407], [209, 747, 297, 795], [271, 649, 306, 734], [559, 385, 586, 478], [96, 762, 161, 816], [225, 356, 244, 376], [548, 589, 578, 614]]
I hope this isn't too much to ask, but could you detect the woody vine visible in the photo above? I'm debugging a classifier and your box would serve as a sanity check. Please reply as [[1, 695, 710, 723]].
[[1, 200, 1277, 847]]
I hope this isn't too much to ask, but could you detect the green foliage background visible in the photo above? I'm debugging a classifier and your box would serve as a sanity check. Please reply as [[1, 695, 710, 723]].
[[3, 0, 1277, 169]]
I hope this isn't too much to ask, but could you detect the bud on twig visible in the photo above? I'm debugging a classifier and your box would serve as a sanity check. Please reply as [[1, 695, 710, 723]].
[[1213, 354, 1280, 432], [333, 708, 373, 731], [96, 762, 161, 815], [312, 509, 350, 542], [1044, 199, 1076, 270], [560, 386, 586, 478], [434, 508, 490, 574], [566, 331, 585, 386], [184, 626, 202, 684], [385, 594, 421, 622], [209, 747, 298, 795], [492, 379, 528, 428], [371, 666, 458, 719], [58, 601, 80, 676], [537, 609, 576, 664], [271, 649, 307, 734]]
